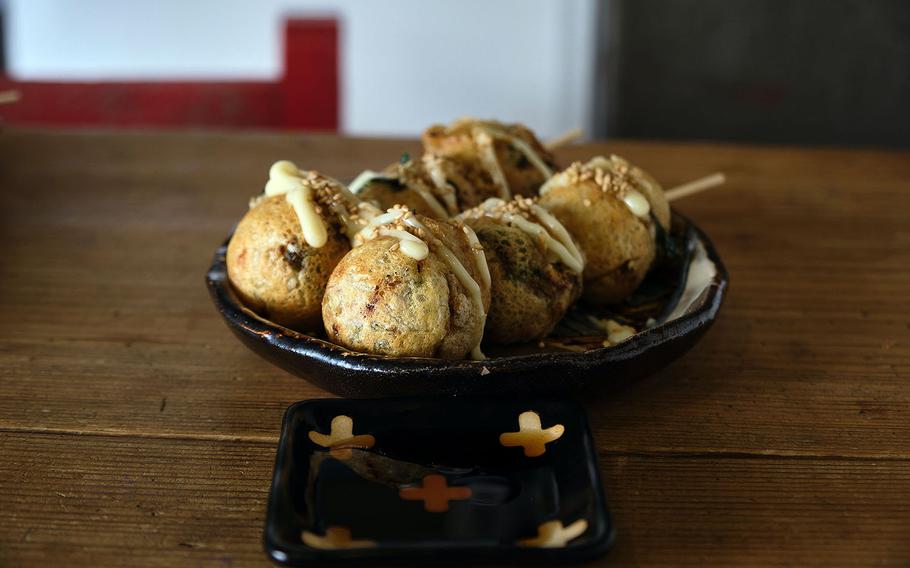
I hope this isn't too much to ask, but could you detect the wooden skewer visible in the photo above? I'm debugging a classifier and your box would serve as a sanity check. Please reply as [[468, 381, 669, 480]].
[[0, 90, 21, 105], [544, 127, 584, 151], [665, 172, 726, 202], [545, 128, 724, 202]]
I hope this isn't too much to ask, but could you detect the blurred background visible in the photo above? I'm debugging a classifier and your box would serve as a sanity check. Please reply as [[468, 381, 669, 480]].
[[0, 0, 907, 146]]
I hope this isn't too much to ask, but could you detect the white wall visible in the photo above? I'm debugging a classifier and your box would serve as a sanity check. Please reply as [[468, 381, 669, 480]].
[[5, 0, 597, 138]]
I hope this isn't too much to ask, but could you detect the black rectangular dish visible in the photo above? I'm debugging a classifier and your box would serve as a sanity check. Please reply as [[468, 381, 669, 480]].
[[264, 398, 613, 564]]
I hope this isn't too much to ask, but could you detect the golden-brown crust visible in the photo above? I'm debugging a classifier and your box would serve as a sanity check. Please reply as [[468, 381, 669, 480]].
[[539, 181, 655, 306], [227, 195, 349, 330], [422, 119, 557, 200], [435, 156, 503, 208], [468, 217, 582, 344], [322, 214, 490, 359], [494, 123, 558, 197], [322, 238, 450, 357], [356, 178, 446, 220], [552, 156, 670, 230], [353, 160, 473, 219]]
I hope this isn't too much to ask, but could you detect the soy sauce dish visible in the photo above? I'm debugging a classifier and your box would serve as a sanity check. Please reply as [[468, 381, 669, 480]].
[[264, 398, 613, 564], [206, 211, 727, 398]]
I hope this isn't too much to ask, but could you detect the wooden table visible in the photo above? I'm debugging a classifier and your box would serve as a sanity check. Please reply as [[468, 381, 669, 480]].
[[1, 129, 908, 566]]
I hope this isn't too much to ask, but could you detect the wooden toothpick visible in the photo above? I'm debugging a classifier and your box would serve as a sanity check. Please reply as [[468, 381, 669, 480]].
[[545, 128, 585, 151], [665, 172, 726, 202], [546, 129, 724, 202]]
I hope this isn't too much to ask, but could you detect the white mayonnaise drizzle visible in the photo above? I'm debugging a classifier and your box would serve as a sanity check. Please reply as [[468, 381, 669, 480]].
[[525, 202, 585, 271], [407, 183, 450, 220], [477, 124, 554, 180], [262, 160, 379, 247], [427, 119, 554, 204], [421, 155, 460, 214], [540, 155, 653, 221], [587, 316, 637, 345], [622, 191, 651, 219], [460, 224, 492, 293], [356, 207, 489, 360], [473, 128, 512, 200], [348, 170, 386, 194], [265, 160, 328, 248], [378, 228, 429, 260], [464, 197, 585, 274], [350, 163, 453, 220]]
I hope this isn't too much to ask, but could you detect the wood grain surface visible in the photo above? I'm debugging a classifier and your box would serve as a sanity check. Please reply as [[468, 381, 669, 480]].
[[1, 129, 908, 566]]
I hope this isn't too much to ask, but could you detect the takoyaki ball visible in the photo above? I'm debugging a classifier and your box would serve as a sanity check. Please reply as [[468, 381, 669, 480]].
[[350, 153, 512, 216], [227, 161, 370, 331], [422, 118, 558, 199], [538, 156, 669, 306], [353, 176, 441, 220], [322, 209, 491, 359], [349, 159, 454, 220], [587, 155, 670, 229], [460, 197, 584, 345], [420, 153, 505, 210], [227, 195, 349, 330]]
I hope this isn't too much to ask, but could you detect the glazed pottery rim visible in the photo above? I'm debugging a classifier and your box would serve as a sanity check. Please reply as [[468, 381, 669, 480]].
[[262, 397, 614, 564], [206, 211, 728, 375]]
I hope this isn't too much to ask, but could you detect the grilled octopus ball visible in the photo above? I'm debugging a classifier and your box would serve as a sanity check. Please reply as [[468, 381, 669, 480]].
[[422, 118, 558, 200], [538, 156, 670, 306], [466, 216, 582, 344], [356, 177, 445, 220], [322, 214, 490, 359], [226, 195, 349, 330], [352, 160, 452, 220]]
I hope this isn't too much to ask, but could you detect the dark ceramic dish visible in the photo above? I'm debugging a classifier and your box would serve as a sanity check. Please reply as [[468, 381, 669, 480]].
[[264, 397, 612, 565], [206, 212, 728, 397]]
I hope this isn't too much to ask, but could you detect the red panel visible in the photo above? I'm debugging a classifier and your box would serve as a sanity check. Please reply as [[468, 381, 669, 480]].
[[0, 78, 281, 128], [0, 17, 340, 130], [281, 19, 339, 130]]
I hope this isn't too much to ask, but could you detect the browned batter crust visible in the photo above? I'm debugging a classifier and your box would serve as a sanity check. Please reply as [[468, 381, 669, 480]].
[[322, 214, 490, 359], [465, 215, 581, 344], [227, 195, 349, 330], [539, 157, 669, 306], [422, 118, 558, 200]]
